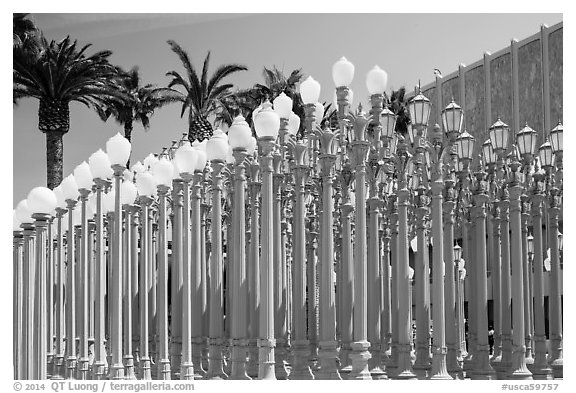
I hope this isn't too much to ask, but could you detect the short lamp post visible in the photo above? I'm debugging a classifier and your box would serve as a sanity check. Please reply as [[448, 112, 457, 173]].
[[28, 187, 58, 380], [106, 132, 132, 380]]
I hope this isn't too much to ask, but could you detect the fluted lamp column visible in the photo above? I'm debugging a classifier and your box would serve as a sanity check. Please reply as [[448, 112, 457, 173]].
[[28, 187, 58, 380], [88, 149, 113, 379], [13, 213, 24, 380], [254, 101, 280, 380]]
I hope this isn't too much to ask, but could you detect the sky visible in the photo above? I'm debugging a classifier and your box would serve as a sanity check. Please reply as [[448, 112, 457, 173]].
[[11, 12, 563, 206]]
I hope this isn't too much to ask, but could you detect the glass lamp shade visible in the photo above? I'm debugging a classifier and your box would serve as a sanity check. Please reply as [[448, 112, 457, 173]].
[[516, 124, 538, 156], [332, 56, 355, 87], [13, 211, 21, 231], [527, 234, 534, 255], [102, 189, 115, 214], [314, 102, 324, 125], [72, 207, 82, 226], [131, 161, 145, 174], [16, 199, 33, 224], [87, 193, 96, 216], [366, 65, 388, 95], [171, 161, 182, 180], [143, 153, 159, 171], [489, 118, 510, 152], [27, 186, 57, 215], [287, 112, 300, 135], [442, 99, 464, 139], [455, 130, 475, 161], [380, 107, 396, 140], [88, 149, 113, 179], [273, 92, 293, 119], [228, 116, 252, 151], [549, 121, 563, 153], [74, 161, 94, 190], [408, 90, 431, 128], [248, 137, 258, 156], [207, 128, 230, 161], [252, 104, 263, 126], [61, 174, 80, 201], [106, 132, 131, 166], [120, 180, 138, 205], [389, 132, 399, 155], [192, 139, 208, 152], [152, 157, 175, 187], [300, 76, 321, 104], [482, 139, 497, 165], [254, 102, 280, 139], [538, 140, 554, 168], [123, 169, 134, 182], [193, 147, 207, 171], [53, 185, 67, 209], [135, 171, 157, 197], [174, 142, 197, 175], [453, 244, 462, 262]]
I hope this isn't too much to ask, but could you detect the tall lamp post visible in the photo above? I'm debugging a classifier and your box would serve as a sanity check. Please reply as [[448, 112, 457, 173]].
[[254, 101, 280, 380]]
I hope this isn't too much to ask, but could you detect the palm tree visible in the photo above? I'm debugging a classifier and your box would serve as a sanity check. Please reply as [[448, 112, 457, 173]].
[[102, 66, 181, 166], [13, 35, 128, 189], [13, 13, 38, 49], [385, 86, 411, 135], [165, 40, 247, 142]]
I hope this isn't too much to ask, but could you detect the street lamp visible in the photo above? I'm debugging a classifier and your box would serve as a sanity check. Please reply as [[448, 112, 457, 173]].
[[27, 186, 57, 380], [254, 100, 280, 380], [106, 132, 132, 380]]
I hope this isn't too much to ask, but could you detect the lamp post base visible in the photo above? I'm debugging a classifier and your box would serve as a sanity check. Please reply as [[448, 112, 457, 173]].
[[123, 355, 137, 380], [229, 339, 251, 380], [180, 361, 194, 380], [288, 340, 314, 380], [109, 362, 125, 380], [369, 346, 387, 379], [257, 338, 276, 380], [205, 340, 228, 380], [170, 338, 182, 380], [246, 338, 259, 378], [77, 357, 90, 380], [92, 361, 107, 380], [392, 344, 417, 380], [315, 340, 342, 380], [274, 338, 290, 380], [192, 339, 206, 379], [157, 358, 171, 380], [65, 356, 77, 380], [140, 356, 152, 380], [348, 341, 372, 380], [51, 355, 65, 380]]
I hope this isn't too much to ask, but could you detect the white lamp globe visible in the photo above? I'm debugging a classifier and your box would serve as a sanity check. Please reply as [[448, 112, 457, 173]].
[[102, 189, 115, 214], [300, 76, 321, 105], [172, 160, 182, 180], [13, 211, 21, 231], [366, 65, 388, 95], [332, 56, 355, 87], [314, 102, 324, 125], [273, 92, 293, 119], [136, 171, 157, 197], [288, 112, 301, 135], [74, 161, 94, 190], [120, 180, 138, 205], [248, 136, 257, 156], [228, 115, 253, 151], [254, 102, 280, 139], [27, 186, 58, 215], [61, 212, 69, 232], [88, 193, 97, 216], [207, 128, 230, 161], [143, 153, 158, 171], [152, 157, 175, 187], [123, 169, 134, 182], [194, 147, 207, 171], [72, 206, 82, 226], [174, 142, 197, 175], [61, 174, 80, 201], [131, 161, 145, 174], [16, 200, 34, 224], [53, 185, 67, 210], [88, 149, 113, 180], [252, 104, 264, 125], [192, 139, 208, 152], [226, 145, 235, 164], [106, 132, 131, 166]]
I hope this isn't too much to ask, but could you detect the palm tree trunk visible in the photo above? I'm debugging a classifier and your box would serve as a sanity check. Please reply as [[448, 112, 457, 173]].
[[124, 119, 133, 168], [46, 131, 65, 190]]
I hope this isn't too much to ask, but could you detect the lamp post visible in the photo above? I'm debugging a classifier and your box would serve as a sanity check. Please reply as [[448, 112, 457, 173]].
[[135, 171, 157, 379], [204, 130, 230, 379], [254, 100, 280, 380], [152, 157, 174, 380], [28, 187, 57, 380], [61, 175, 80, 379], [73, 162, 93, 380], [170, 168, 184, 379], [13, 213, 24, 379], [88, 149, 113, 379]]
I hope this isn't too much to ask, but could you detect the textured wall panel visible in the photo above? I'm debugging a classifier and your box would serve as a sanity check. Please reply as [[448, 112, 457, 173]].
[[549, 28, 563, 129], [490, 52, 513, 131], [464, 65, 486, 158], [423, 86, 437, 133], [518, 39, 544, 144], [441, 76, 460, 109]]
